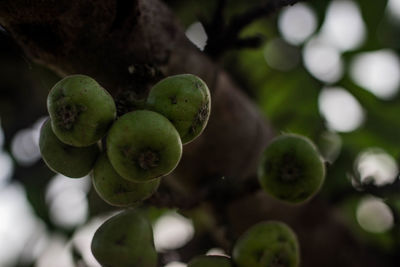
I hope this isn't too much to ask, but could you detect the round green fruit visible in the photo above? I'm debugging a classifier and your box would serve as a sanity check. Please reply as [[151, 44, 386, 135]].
[[232, 221, 300, 267], [39, 119, 99, 178], [146, 74, 211, 144], [107, 110, 182, 182], [92, 152, 161, 207], [91, 209, 157, 267], [47, 74, 116, 147], [258, 134, 325, 203], [188, 255, 232, 267]]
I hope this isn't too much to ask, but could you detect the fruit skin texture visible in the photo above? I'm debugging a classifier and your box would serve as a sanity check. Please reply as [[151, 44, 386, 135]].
[[187, 255, 232, 267], [258, 133, 325, 203], [232, 221, 300, 267], [39, 119, 99, 178], [47, 74, 116, 147], [146, 74, 211, 144], [92, 152, 161, 207], [91, 209, 157, 267], [107, 110, 182, 182]]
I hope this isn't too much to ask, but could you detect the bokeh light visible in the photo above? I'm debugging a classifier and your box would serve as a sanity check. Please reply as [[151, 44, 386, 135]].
[[387, 0, 400, 21], [18, 222, 48, 266], [164, 262, 187, 267], [303, 37, 344, 83], [206, 247, 229, 257], [355, 148, 398, 186], [278, 3, 317, 45], [0, 151, 14, 188], [350, 50, 400, 99], [35, 235, 74, 267], [318, 131, 342, 164], [72, 215, 114, 267], [356, 196, 394, 233], [46, 174, 91, 229], [11, 117, 46, 166], [319, 0, 366, 52], [153, 212, 194, 251], [264, 38, 300, 71], [0, 183, 42, 266], [318, 87, 365, 132], [185, 22, 208, 51]]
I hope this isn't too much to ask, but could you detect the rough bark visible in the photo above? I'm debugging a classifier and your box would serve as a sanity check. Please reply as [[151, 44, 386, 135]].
[[0, 1, 391, 266]]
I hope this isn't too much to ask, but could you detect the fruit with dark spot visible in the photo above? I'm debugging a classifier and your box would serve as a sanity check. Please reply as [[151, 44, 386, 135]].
[[232, 221, 300, 267], [47, 74, 116, 147], [91, 209, 157, 267], [107, 110, 182, 182], [258, 134, 325, 203], [39, 119, 99, 178], [92, 152, 161, 207], [188, 255, 232, 267], [146, 74, 211, 144]]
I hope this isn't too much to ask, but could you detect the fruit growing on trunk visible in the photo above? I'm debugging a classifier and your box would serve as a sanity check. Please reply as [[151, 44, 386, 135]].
[[107, 110, 182, 182], [146, 74, 211, 144], [91, 209, 158, 267], [258, 134, 325, 203], [39, 119, 99, 178], [233, 221, 300, 267], [47, 74, 116, 147], [92, 152, 160, 207]]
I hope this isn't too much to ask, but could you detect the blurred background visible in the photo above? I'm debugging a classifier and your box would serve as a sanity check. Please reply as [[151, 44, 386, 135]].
[[1, 0, 400, 266]]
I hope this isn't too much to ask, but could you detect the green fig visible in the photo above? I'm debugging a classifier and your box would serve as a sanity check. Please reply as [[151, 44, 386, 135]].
[[188, 255, 232, 267], [92, 152, 161, 207], [146, 74, 211, 144], [232, 221, 300, 267], [39, 119, 99, 178], [91, 209, 157, 267], [47, 74, 116, 147], [258, 133, 325, 203], [107, 110, 182, 182]]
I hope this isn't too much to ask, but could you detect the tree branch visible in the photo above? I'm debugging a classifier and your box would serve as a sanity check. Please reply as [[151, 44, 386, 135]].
[[204, 0, 304, 58]]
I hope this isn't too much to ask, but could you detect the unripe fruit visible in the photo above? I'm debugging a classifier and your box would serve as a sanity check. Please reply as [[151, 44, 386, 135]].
[[258, 134, 325, 203], [188, 255, 232, 267], [92, 152, 161, 207], [39, 119, 99, 178], [107, 110, 182, 182], [47, 74, 116, 147], [232, 221, 300, 267], [91, 209, 157, 267], [146, 74, 211, 144]]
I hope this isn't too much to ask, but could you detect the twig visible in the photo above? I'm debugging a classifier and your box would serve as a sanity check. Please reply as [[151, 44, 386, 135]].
[[204, 0, 304, 59]]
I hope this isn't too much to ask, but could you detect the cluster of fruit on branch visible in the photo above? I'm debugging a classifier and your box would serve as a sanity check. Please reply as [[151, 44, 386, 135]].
[[39, 73, 211, 207], [39, 73, 325, 266]]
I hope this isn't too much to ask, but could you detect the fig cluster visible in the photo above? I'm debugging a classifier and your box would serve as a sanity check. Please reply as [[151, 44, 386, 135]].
[[92, 209, 300, 267], [39, 73, 211, 207]]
